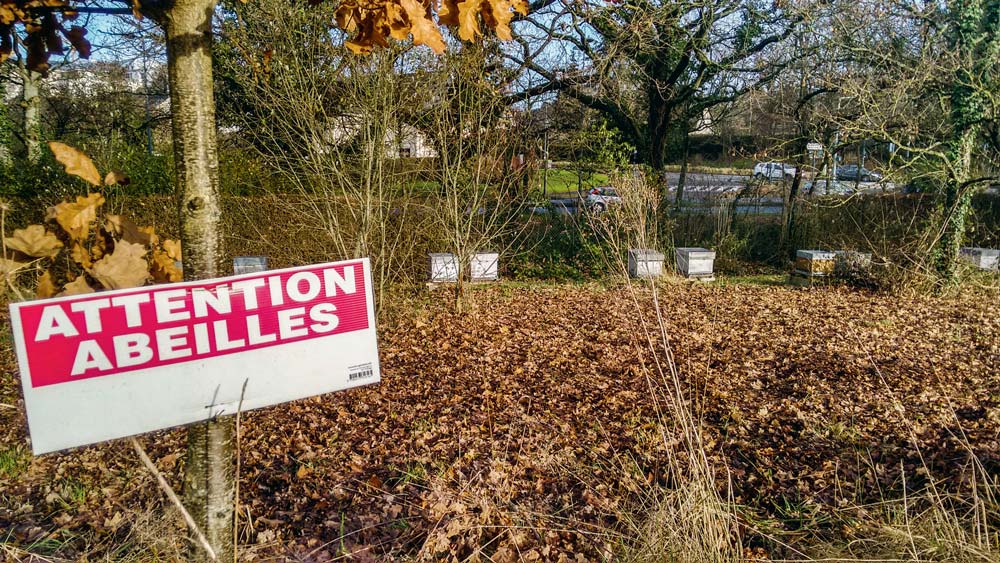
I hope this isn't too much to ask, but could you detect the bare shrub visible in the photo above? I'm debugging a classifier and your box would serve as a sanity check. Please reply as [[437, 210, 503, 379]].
[[414, 47, 529, 310], [218, 2, 432, 308]]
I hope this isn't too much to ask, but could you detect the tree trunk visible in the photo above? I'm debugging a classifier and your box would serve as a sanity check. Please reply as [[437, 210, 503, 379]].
[[649, 130, 666, 171], [646, 101, 668, 168], [781, 141, 808, 258], [0, 101, 11, 167], [933, 2, 988, 283], [818, 132, 833, 195], [673, 131, 690, 209], [21, 68, 42, 164], [647, 101, 669, 214], [935, 126, 977, 281], [163, 0, 231, 560]]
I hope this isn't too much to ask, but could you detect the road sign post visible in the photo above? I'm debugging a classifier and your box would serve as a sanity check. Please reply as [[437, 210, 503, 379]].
[[806, 143, 823, 188]]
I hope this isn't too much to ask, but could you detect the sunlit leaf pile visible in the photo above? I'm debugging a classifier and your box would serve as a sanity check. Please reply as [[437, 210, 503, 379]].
[[1, 284, 995, 559]]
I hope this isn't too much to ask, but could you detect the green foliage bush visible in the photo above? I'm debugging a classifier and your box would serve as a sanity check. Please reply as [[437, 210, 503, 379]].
[[506, 213, 612, 280], [0, 143, 173, 200], [95, 143, 173, 196], [0, 153, 80, 201]]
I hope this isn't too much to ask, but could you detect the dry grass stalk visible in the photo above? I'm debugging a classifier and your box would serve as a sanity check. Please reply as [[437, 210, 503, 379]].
[[585, 171, 744, 562]]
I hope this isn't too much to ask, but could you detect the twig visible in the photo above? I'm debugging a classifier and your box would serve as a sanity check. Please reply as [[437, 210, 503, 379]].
[[234, 378, 248, 563], [131, 437, 217, 561]]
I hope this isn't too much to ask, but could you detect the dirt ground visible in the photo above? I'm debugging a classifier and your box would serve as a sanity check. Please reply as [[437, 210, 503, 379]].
[[1, 282, 997, 561]]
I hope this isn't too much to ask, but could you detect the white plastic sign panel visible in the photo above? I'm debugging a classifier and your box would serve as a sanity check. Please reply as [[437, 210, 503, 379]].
[[9, 258, 380, 454]]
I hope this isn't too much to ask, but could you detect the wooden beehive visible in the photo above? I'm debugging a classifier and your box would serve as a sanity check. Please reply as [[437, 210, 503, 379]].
[[428, 253, 459, 282], [470, 252, 499, 281], [795, 250, 836, 277], [675, 247, 716, 280], [960, 247, 999, 271], [628, 249, 665, 279]]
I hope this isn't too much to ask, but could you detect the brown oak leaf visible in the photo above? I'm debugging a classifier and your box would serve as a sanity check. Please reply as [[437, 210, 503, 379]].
[[36, 270, 57, 298], [400, 0, 446, 52], [4, 224, 63, 258], [105, 214, 152, 246], [104, 214, 124, 236], [0, 257, 27, 280], [70, 242, 93, 268], [483, 0, 526, 40], [104, 170, 129, 186], [138, 226, 159, 247], [162, 239, 182, 261], [48, 141, 101, 186], [60, 275, 95, 296], [151, 248, 183, 283], [439, 0, 460, 26], [53, 193, 104, 241], [457, 0, 482, 41], [89, 240, 149, 289]]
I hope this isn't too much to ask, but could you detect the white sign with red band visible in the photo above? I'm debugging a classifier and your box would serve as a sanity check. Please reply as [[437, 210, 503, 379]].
[[9, 258, 381, 454]]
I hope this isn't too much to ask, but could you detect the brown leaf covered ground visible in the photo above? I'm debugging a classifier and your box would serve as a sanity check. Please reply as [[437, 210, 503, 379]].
[[1, 281, 997, 561]]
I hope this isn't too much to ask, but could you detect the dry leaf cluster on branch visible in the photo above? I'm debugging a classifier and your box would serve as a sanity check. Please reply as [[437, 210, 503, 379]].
[[1, 142, 182, 297], [0, 0, 91, 72], [3, 0, 527, 73], [334, 0, 528, 53]]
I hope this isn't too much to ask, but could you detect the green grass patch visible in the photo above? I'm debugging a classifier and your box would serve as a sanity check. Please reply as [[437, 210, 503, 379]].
[[535, 169, 610, 197], [663, 162, 754, 175], [55, 478, 89, 508], [0, 444, 30, 479]]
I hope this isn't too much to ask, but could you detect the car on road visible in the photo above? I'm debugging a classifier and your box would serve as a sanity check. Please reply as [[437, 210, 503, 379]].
[[584, 186, 622, 212], [753, 162, 797, 181], [836, 165, 882, 182]]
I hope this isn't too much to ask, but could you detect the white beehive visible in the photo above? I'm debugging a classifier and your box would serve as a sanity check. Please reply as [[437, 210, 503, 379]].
[[628, 249, 665, 279], [960, 247, 999, 271], [233, 255, 268, 275], [675, 247, 716, 280], [795, 250, 836, 277], [470, 252, 499, 281], [429, 253, 459, 282]]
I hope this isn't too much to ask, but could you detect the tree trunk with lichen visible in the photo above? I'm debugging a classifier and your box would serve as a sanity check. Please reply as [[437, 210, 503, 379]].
[[20, 67, 42, 164], [0, 98, 12, 167], [161, 0, 232, 560]]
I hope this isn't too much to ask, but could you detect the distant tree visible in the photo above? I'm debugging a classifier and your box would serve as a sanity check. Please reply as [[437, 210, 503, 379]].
[[41, 61, 166, 145], [510, 0, 806, 210], [542, 95, 631, 192], [825, 0, 999, 281]]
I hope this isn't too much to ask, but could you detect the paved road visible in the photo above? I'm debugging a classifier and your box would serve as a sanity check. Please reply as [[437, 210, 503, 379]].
[[535, 174, 895, 215], [663, 171, 747, 187], [662, 171, 892, 195]]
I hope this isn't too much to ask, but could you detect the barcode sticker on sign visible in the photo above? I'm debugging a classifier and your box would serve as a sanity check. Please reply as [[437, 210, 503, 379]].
[[349, 363, 374, 381]]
